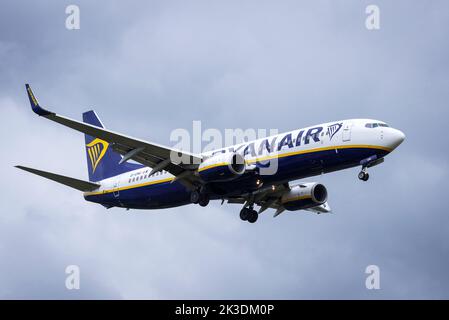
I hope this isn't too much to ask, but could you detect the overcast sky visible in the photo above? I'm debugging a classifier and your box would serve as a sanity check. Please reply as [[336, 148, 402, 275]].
[[1, 0, 448, 299]]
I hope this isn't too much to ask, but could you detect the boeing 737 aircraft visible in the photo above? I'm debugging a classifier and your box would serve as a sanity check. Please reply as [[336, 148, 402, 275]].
[[17, 84, 405, 223]]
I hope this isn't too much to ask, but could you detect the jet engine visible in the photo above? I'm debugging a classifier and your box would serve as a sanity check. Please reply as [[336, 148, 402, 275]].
[[198, 152, 246, 182], [281, 183, 328, 211]]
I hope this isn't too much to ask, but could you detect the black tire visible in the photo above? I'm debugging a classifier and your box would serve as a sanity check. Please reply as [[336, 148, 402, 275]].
[[240, 208, 249, 221], [363, 173, 370, 181], [247, 210, 258, 223], [190, 190, 200, 204], [358, 171, 366, 180], [198, 194, 210, 207]]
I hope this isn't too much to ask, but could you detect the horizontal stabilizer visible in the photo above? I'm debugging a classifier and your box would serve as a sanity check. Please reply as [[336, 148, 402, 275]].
[[15, 165, 100, 192]]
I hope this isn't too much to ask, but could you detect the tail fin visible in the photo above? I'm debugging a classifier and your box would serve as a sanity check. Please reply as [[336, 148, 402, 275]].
[[83, 111, 142, 182]]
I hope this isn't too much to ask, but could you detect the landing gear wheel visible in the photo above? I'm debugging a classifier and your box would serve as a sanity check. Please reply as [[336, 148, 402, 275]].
[[240, 208, 250, 221], [358, 171, 369, 181], [198, 194, 210, 207], [247, 210, 258, 223], [190, 190, 200, 204]]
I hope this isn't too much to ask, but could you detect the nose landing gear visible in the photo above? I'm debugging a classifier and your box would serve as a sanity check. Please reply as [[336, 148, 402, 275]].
[[358, 168, 369, 181], [358, 156, 385, 182]]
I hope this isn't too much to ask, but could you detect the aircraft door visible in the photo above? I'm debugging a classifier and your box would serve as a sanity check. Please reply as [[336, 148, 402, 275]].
[[112, 177, 120, 198], [342, 122, 352, 142]]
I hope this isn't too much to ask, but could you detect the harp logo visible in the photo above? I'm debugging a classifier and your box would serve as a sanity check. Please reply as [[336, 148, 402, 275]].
[[327, 123, 343, 140], [86, 138, 109, 172]]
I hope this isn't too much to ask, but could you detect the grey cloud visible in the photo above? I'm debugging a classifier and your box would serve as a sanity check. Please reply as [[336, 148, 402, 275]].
[[1, 0, 448, 299]]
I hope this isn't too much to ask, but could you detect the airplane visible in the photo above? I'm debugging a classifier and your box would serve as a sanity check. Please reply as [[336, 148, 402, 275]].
[[17, 84, 405, 223]]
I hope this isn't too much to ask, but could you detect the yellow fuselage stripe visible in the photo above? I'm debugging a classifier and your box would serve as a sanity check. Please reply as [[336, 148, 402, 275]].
[[246, 144, 391, 164], [198, 162, 229, 172], [199, 145, 391, 172], [85, 144, 391, 197], [85, 177, 174, 196]]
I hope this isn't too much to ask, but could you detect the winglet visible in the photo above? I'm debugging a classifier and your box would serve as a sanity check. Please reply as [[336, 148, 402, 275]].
[[25, 84, 54, 116]]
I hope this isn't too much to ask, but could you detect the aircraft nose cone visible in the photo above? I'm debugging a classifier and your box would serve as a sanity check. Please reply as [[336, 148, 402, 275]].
[[389, 128, 405, 149], [396, 129, 406, 144]]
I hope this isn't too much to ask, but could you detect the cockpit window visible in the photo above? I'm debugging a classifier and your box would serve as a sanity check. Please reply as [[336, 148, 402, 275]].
[[365, 122, 389, 128]]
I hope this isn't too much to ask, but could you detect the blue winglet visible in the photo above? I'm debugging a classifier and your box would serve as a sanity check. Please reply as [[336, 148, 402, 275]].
[[25, 84, 54, 116]]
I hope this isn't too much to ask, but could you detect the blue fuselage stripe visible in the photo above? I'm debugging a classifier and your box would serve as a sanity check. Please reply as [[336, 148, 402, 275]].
[[84, 146, 388, 209]]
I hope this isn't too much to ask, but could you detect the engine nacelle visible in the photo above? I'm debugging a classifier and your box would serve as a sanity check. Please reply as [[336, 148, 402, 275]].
[[198, 152, 246, 182], [281, 183, 328, 211]]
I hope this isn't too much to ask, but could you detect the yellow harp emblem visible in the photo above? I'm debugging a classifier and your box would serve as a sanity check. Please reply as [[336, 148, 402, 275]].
[[86, 138, 109, 173]]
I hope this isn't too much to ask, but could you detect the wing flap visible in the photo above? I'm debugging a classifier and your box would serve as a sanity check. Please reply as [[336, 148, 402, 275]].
[[15, 165, 100, 192], [305, 201, 332, 214]]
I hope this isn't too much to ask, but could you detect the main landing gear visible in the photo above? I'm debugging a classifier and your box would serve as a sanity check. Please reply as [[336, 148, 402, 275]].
[[190, 190, 210, 207], [240, 207, 258, 224], [358, 168, 369, 181]]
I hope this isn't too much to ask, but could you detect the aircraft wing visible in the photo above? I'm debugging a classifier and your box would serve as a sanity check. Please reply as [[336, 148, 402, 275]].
[[25, 84, 202, 186], [16, 165, 100, 192]]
